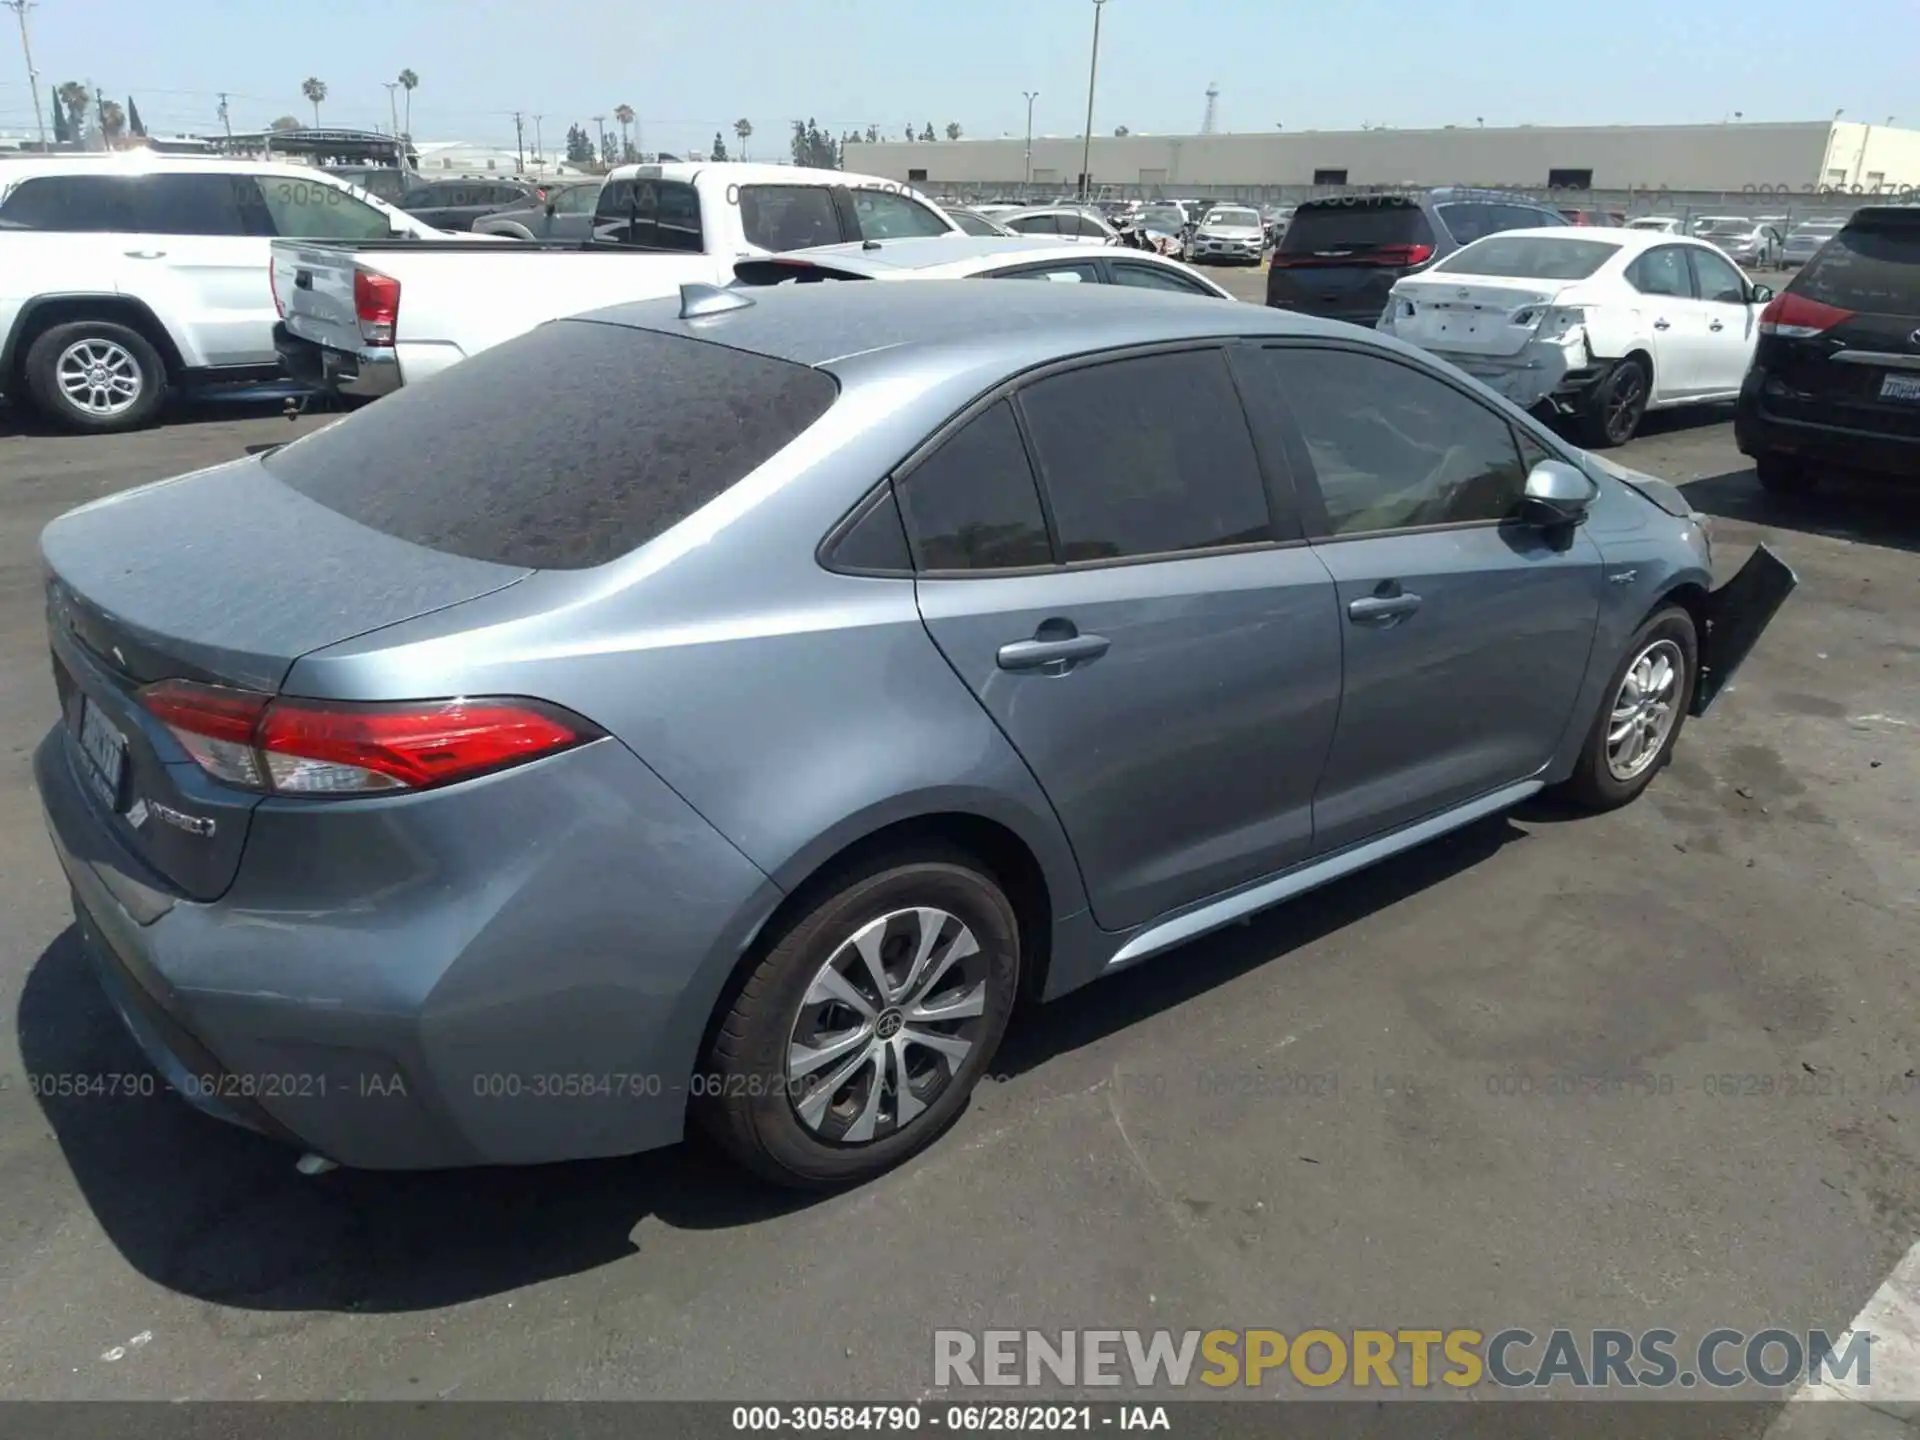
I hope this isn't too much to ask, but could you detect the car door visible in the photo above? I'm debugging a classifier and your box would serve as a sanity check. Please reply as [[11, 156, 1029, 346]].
[[546, 183, 603, 241], [128, 173, 275, 368], [0, 174, 139, 322], [902, 348, 1343, 933], [1686, 245, 1762, 395], [1624, 244, 1712, 400], [1247, 343, 1604, 854]]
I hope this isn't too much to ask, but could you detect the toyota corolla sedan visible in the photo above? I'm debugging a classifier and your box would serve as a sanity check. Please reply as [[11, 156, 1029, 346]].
[[35, 282, 1795, 1189]]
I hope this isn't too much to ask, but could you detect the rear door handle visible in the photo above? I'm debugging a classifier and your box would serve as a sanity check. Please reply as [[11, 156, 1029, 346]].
[[996, 634, 1111, 671], [1709, 319, 1725, 331], [1652, 318, 1671, 330], [1348, 593, 1422, 623], [123, 249, 167, 259]]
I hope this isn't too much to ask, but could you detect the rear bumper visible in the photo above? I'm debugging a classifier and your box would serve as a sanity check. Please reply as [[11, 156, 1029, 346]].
[[1736, 375, 1920, 480], [273, 322, 400, 400], [34, 724, 783, 1170], [1425, 341, 1599, 412]]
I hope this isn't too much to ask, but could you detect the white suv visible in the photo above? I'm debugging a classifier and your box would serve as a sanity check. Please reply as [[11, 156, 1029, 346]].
[[0, 154, 442, 432]]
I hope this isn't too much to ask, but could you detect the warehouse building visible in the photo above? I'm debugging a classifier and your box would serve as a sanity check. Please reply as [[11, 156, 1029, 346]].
[[845, 119, 1920, 203]]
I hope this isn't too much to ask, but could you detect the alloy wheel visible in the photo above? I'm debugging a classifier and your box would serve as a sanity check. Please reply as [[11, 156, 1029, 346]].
[[1604, 365, 1647, 444], [1606, 639, 1684, 781], [55, 339, 143, 418]]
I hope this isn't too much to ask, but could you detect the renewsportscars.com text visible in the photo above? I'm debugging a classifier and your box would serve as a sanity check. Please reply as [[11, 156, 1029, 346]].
[[933, 1328, 1872, 1392]]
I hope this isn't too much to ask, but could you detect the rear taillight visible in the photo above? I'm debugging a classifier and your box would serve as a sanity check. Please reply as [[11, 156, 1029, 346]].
[[1758, 291, 1854, 338], [1373, 243, 1435, 267], [353, 269, 401, 347], [138, 681, 596, 796]]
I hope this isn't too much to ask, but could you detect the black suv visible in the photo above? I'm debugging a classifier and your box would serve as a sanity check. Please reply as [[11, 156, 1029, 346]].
[[1736, 205, 1920, 493], [1266, 188, 1569, 325]]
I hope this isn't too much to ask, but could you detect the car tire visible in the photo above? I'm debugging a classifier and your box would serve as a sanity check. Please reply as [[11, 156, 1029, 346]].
[[1575, 356, 1651, 448], [1557, 605, 1698, 811], [23, 320, 167, 434], [1754, 453, 1815, 497], [696, 847, 1021, 1189]]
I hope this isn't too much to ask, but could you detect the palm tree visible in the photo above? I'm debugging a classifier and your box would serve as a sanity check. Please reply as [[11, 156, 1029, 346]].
[[56, 81, 89, 143], [945, 122, 962, 140], [301, 77, 327, 128], [98, 100, 126, 145], [733, 117, 752, 161], [397, 69, 418, 136], [614, 104, 635, 161]]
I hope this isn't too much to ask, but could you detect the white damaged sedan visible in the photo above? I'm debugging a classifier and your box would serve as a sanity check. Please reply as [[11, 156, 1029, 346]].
[[1379, 228, 1775, 446]]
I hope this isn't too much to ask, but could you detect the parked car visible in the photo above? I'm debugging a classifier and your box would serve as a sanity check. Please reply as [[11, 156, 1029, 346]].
[[1690, 217, 1783, 267], [1187, 204, 1267, 264], [1261, 204, 1295, 246], [272, 162, 963, 399], [1380, 228, 1774, 446], [33, 279, 1792, 1187], [0, 155, 449, 432], [995, 205, 1120, 245], [1267, 188, 1570, 325], [1625, 217, 1684, 235], [945, 206, 1016, 237], [323, 165, 416, 205], [471, 181, 606, 241], [1777, 218, 1847, 268], [1736, 205, 1920, 493], [395, 178, 542, 232], [733, 234, 1232, 297]]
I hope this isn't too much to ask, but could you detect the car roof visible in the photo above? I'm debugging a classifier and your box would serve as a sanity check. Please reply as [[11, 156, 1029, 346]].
[[1446, 225, 1679, 255], [579, 277, 1352, 371], [0, 153, 386, 183], [766, 235, 1086, 272], [603, 160, 922, 194]]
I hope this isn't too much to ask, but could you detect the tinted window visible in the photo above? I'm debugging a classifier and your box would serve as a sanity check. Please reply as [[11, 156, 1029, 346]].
[[1793, 222, 1920, 312], [1069, 213, 1110, 238], [593, 179, 704, 251], [1626, 246, 1694, 298], [0, 175, 140, 231], [1279, 202, 1432, 253], [1503, 204, 1567, 231], [1260, 348, 1527, 534], [552, 183, 603, 214], [737, 184, 839, 250], [1436, 236, 1620, 279], [1689, 247, 1748, 304], [1008, 213, 1059, 235], [1110, 262, 1215, 295], [850, 188, 950, 239], [265, 322, 838, 570], [896, 401, 1052, 571], [949, 209, 1003, 237], [1019, 350, 1273, 562], [252, 174, 392, 240], [1435, 202, 1515, 246], [992, 262, 1099, 283], [1516, 427, 1558, 473], [136, 174, 262, 236], [825, 489, 912, 574]]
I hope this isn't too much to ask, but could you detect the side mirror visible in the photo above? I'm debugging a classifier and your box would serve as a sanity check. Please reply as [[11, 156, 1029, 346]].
[[1521, 459, 1600, 527], [1750, 283, 1774, 304]]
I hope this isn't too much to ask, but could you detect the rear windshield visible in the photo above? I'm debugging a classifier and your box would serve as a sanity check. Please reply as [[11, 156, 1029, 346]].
[[739, 185, 843, 251], [1279, 201, 1434, 253], [1437, 236, 1620, 279], [265, 322, 838, 570], [1792, 222, 1920, 313], [1208, 208, 1260, 227]]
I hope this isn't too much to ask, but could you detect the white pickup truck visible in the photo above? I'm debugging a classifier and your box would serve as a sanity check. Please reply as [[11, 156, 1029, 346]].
[[273, 161, 964, 397]]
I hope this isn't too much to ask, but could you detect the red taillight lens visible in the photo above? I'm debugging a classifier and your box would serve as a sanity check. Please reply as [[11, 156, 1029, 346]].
[[1758, 290, 1855, 338], [353, 269, 401, 346], [138, 681, 594, 797], [1272, 242, 1434, 269], [1372, 243, 1435, 266]]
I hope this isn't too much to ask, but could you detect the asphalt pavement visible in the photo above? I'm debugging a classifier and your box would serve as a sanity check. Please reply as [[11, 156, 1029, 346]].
[[0, 358, 1915, 1416]]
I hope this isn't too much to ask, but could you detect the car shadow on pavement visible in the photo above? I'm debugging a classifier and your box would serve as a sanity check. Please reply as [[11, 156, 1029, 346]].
[[1681, 466, 1920, 556], [17, 927, 825, 1314]]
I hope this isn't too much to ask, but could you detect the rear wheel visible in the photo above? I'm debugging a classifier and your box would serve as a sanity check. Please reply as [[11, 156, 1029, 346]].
[[1754, 453, 1815, 497], [1557, 606, 1697, 810], [24, 320, 166, 434], [1577, 356, 1650, 448], [697, 848, 1021, 1189]]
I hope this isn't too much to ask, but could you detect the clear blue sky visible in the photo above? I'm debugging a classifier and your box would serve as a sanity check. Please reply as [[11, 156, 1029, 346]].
[[2, 0, 1913, 155]]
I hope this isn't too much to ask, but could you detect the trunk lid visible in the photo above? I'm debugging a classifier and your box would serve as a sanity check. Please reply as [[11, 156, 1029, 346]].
[[273, 242, 372, 356], [1388, 277, 1573, 357], [41, 454, 529, 900]]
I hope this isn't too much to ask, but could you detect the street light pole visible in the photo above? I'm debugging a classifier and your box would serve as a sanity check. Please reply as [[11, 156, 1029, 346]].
[[1079, 0, 1108, 202], [1023, 90, 1039, 191], [383, 81, 401, 136], [5, 0, 47, 150]]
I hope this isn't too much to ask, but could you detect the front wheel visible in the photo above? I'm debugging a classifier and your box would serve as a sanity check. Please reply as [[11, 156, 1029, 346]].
[[1576, 356, 1650, 448], [696, 849, 1021, 1188], [23, 320, 167, 433], [1557, 606, 1698, 810]]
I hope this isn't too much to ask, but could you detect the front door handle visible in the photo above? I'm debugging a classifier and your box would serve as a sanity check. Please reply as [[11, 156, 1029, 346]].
[[1652, 318, 1671, 330], [997, 633, 1111, 671], [1709, 319, 1725, 331], [1348, 593, 1423, 623], [123, 249, 167, 259]]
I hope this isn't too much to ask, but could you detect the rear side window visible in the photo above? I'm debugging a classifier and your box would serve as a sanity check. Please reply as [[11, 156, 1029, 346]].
[[593, 179, 704, 252], [0, 175, 140, 231], [1018, 350, 1274, 562], [136, 174, 264, 236], [1279, 202, 1433, 253], [250, 175, 392, 240], [1626, 246, 1695, 298], [849, 188, 950, 239], [265, 323, 838, 570], [738, 185, 841, 251], [897, 401, 1053, 572], [1792, 222, 1920, 313], [1008, 213, 1059, 235], [1436, 236, 1620, 279]]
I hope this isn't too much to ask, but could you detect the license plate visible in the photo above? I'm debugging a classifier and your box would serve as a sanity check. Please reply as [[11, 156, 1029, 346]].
[[76, 697, 127, 811], [1879, 373, 1920, 402]]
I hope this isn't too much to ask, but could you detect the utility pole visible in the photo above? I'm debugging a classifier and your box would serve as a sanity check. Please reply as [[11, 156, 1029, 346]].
[[1079, 0, 1109, 201], [1023, 90, 1039, 189], [91, 80, 106, 150], [383, 81, 401, 136], [217, 91, 233, 138], [532, 114, 545, 164], [512, 110, 525, 173], [4, 0, 47, 149], [592, 113, 606, 164]]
